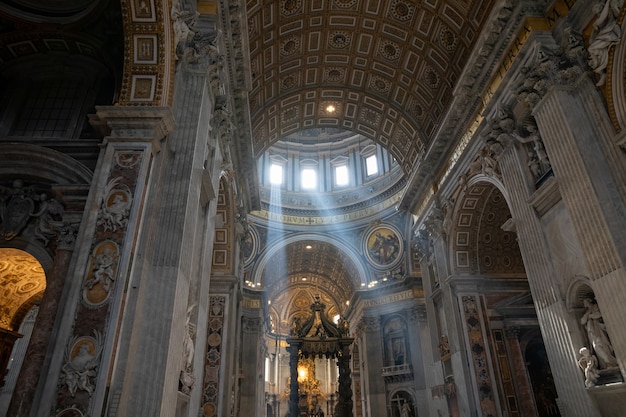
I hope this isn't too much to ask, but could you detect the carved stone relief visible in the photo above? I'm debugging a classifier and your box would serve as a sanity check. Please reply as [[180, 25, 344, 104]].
[[0, 179, 65, 247], [60, 331, 103, 397], [82, 241, 119, 307], [96, 177, 132, 232]]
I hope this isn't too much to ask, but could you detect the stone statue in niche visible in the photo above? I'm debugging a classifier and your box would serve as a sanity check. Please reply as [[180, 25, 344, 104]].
[[392, 337, 406, 365], [400, 402, 413, 417], [30, 194, 64, 245], [587, 0, 623, 86], [578, 347, 600, 387], [580, 298, 618, 368]]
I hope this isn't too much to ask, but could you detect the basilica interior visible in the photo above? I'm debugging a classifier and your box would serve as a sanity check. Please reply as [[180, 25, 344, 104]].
[[1, 0, 626, 417]]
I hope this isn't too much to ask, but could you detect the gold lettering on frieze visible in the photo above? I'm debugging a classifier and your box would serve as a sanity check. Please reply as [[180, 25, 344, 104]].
[[250, 194, 401, 225], [243, 297, 261, 309], [363, 290, 414, 307]]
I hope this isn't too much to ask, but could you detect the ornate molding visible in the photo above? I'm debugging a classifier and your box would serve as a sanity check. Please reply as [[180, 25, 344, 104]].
[[242, 316, 261, 333], [0, 179, 66, 249], [359, 316, 381, 332]]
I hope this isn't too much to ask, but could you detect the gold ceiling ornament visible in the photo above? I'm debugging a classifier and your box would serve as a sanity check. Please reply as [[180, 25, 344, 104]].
[[0, 248, 45, 331]]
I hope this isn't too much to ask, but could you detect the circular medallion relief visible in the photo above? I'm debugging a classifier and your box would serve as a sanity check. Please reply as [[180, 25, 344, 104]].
[[281, 0, 302, 16], [364, 225, 403, 268]]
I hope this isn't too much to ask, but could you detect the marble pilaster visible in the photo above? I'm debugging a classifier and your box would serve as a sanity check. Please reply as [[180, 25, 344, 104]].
[[504, 327, 537, 417], [240, 316, 262, 416], [358, 316, 386, 417], [106, 69, 213, 417], [7, 225, 76, 417], [496, 145, 601, 417], [532, 76, 626, 378]]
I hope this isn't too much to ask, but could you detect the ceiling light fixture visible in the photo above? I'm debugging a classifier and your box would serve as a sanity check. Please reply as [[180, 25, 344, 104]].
[[305, 245, 312, 249], [326, 104, 336, 113]]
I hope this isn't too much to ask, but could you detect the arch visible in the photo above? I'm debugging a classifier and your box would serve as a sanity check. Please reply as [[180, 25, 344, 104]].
[[0, 248, 46, 333], [382, 314, 409, 367], [608, 8, 626, 131], [565, 275, 595, 312], [388, 389, 416, 417], [523, 335, 560, 417], [251, 89, 426, 174], [250, 232, 372, 291], [448, 180, 523, 276], [246, 0, 496, 175], [117, 0, 174, 106], [0, 144, 93, 185]]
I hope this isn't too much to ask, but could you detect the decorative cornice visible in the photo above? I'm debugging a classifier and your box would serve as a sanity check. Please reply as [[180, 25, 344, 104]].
[[398, 1, 542, 211], [215, 0, 259, 212]]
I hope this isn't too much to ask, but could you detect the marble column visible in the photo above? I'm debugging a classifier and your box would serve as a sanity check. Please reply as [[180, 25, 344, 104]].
[[7, 226, 76, 417], [504, 327, 537, 417]]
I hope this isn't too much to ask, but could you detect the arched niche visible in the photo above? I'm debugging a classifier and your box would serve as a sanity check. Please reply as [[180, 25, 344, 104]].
[[382, 315, 409, 367]]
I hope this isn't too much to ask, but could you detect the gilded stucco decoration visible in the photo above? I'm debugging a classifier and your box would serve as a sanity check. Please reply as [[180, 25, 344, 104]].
[[118, 0, 174, 106], [0, 248, 45, 331]]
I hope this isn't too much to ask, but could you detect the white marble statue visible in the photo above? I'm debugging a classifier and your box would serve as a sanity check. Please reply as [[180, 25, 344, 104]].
[[578, 347, 600, 388], [61, 332, 103, 397], [581, 298, 618, 369], [588, 0, 623, 86]]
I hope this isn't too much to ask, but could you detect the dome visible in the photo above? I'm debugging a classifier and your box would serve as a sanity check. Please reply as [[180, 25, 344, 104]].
[[252, 128, 405, 226]]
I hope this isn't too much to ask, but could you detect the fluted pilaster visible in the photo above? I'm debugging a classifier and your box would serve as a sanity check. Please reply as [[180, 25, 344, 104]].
[[504, 328, 537, 417], [533, 76, 626, 376], [497, 146, 600, 417]]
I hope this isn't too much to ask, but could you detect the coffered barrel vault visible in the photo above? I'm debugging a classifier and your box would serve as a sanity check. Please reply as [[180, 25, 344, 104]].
[[246, 0, 496, 173]]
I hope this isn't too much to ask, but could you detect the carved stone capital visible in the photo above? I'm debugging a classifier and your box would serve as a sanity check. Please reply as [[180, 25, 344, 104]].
[[405, 305, 426, 323], [94, 106, 175, 144], [242, 316, 261, 333], [359, 316, 381, 332], [514, 43, 586, 108], [411, 228, 431, 259], [56, 221, 80, 251], [505, 326, 521, 340]]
